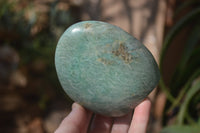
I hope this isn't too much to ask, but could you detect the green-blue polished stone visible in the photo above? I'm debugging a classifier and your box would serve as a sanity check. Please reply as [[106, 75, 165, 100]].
[[55, 21, 160, 117]]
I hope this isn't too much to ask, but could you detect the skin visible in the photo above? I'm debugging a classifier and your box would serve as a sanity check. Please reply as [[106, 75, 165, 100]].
[[55, 98, 151, 133]]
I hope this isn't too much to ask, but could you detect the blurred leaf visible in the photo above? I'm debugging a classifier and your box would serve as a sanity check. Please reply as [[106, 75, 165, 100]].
[[177, 79, 200, 124], [159, 78, 175, 103], [170, 24, 200, 90], [160, 8, 200, 70], [161, 125, 200, 133], [174, 0, 200, 17], [167, 68, 200, 113]]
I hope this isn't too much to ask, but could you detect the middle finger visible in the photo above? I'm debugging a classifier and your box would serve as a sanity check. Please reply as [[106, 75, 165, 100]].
[[111, 110, 133, 133]]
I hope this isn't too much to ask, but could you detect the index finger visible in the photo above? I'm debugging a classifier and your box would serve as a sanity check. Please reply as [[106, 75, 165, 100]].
[[55, 103, 93, 133]]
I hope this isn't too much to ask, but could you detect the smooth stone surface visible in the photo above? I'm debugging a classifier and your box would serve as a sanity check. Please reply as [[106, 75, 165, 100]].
[[55, 21, 160, 117]]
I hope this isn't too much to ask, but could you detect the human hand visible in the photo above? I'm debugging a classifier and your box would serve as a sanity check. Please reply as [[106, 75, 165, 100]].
[[55, 98, 151, 133]]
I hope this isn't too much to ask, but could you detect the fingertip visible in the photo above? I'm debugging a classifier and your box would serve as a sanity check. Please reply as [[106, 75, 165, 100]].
[[55, 102, 93, 133], [128, 98, 152, 133], [111, 110, 133, 133], [88, 114, 113, 133], [72, 102, 93, 115], [72, 102, 81, 111], [140, 98, 151, 108]]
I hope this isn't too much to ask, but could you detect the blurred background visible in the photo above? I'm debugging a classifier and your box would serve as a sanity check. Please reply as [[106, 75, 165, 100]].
[[0, 0, 199, 133]]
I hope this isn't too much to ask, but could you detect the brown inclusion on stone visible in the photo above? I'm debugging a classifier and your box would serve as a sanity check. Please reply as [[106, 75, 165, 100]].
[[112, 43, 133, 64]]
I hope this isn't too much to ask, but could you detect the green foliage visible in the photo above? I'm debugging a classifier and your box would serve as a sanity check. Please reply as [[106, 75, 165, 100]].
[[0, 0, 75, 72], [160, 0, 200, 132], [0, 0, 79, 106], [177, 79, 200, 124], [161, 125, 200, 133]]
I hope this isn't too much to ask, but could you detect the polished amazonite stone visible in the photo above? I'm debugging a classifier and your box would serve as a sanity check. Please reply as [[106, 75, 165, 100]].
[[55, 21, 160, 117]]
